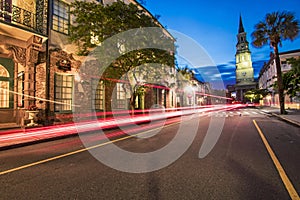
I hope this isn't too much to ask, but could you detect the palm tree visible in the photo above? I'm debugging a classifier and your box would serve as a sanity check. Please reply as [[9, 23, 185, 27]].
[[251, 11, 299, 114]]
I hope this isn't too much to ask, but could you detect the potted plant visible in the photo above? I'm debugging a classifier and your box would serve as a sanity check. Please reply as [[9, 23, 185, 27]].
[[26, 104, 39, 126]]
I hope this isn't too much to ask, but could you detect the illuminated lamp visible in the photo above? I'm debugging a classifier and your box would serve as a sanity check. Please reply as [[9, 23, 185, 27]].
[[56, 59, 71, 72]]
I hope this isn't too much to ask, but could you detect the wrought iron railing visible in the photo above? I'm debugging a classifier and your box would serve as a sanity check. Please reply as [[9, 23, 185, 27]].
[[11, 5, 35, 28], [0, 0, 47, 35]]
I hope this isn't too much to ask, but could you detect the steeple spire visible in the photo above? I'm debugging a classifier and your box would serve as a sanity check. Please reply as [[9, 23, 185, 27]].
[[238, 14, 245, 33], [234, 14, 256, 103]]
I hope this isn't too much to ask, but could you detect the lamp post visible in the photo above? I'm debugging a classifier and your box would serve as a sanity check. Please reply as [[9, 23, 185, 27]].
[[199, 97, 204, 106], [266, 95, 272, 107], [184, 86, 195, 107]]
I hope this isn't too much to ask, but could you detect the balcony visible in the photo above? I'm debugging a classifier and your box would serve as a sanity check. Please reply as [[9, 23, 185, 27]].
[[0, 0, 47, 36]]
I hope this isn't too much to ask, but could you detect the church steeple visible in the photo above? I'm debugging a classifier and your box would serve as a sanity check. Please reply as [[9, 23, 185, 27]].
[[236, 14, 250, 54], [235, 15, 254, 85], [234, 15, 257, 103], [238, 14, 245, 33]]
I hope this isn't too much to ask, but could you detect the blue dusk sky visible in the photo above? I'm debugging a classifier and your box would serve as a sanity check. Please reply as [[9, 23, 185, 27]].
[[142, 0, 300, 88]]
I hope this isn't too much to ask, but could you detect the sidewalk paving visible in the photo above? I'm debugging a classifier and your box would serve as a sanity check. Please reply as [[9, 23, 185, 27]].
[[0, 106, 299, 151], [257, 106, 300, 127], [0, 123, 21, 130]]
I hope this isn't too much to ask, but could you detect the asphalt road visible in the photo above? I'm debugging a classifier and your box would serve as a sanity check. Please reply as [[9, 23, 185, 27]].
[[0, 108, 299, 200]]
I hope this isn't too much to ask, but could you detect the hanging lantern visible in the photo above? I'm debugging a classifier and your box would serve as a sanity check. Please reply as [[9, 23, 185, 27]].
[[56, 59, 71, 72]]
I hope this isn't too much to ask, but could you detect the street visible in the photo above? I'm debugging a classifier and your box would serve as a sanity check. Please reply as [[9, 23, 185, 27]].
[[0, 108, 299, 200]]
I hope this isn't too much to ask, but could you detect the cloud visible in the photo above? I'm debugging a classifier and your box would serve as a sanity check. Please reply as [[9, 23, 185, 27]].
[[252, 59, 269, 78], [193, 62, 236, 82], [227, 75, 236, 79], [251, 48, 271, 61], [216, 61, 236, 70], [227, 60, 236, 65], [220, 72, 233, 76], [212, 74, 222, 78], [192, 57, 272, 87]]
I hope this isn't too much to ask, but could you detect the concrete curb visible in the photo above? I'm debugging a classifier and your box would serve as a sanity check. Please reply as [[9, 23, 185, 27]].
[[0, 133, 78, 151], [258, 108, 300, 127], [271, 113, 300, 127]]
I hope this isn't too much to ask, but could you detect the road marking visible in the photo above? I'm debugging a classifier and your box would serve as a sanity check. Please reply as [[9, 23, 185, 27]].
[[0, 121, 183, 176], [253, 120, 300, 200]]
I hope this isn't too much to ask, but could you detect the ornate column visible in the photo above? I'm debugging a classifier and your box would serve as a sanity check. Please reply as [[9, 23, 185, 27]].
[[7, 35, 43, 110], [24, 51, 37, 107], [25, 36, 43, 109]]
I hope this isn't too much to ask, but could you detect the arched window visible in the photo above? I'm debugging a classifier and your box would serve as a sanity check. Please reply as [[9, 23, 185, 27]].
[[0, 65, 10, 108], [0, 65, 9, 77]]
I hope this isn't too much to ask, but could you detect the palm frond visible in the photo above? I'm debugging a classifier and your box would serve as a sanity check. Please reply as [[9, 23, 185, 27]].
[[251, 11, 299, 48]]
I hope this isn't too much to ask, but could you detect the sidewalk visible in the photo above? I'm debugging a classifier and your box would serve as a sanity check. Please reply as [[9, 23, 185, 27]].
[[0, 123, 21, 130], [257, 106, 300, 127]]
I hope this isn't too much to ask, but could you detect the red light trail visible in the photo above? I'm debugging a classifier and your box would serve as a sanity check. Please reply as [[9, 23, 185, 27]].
[[0, 104, 245, 148]]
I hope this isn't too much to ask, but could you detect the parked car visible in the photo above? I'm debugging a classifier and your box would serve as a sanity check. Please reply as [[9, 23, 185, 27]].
[[246, 102, 255, 107]]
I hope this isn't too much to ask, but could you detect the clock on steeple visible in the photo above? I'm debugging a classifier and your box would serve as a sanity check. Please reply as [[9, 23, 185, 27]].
[[235, 15, 254, 84]]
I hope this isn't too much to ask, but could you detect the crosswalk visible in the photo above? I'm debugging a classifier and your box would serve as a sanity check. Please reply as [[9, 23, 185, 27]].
[[207, 108, 266, 118]]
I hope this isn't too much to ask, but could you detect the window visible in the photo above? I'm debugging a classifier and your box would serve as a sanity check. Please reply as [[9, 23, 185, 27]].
[[0, 65, 9, 108], [55, 74, 73, 112], [92, 79, 104, 110], [17, 71, 24, 107], [281, 61, 287, 65], [0, 0, 12, 22], [116, 83, 126, 109], [52, 0, 70, 34]]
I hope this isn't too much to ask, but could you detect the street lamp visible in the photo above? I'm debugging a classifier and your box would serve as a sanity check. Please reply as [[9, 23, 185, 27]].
[[184, 86, 195, 107], [199, 97, 204, 106], [266, 95, 272, 107]]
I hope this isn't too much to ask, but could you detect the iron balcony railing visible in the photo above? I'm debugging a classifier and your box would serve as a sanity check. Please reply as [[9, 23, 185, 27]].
[[0, 0, 47, 35]]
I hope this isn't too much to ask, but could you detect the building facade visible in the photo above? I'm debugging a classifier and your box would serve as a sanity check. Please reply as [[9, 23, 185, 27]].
[[0, 0, 48, 125], [258, 49, 300, 107], [1, 0, 209, 127]]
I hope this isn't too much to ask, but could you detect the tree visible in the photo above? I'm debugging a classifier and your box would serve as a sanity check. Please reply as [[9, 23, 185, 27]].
[[69, 0, 159, 55], [283, 57, 300, 98], [251, 11, 299, 114], [107, 49, 175, 110], [176, 65, 193, 79], [244, 89, 270, 103], [175, 65, 195, 92], [69, 0, 175, 111]]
